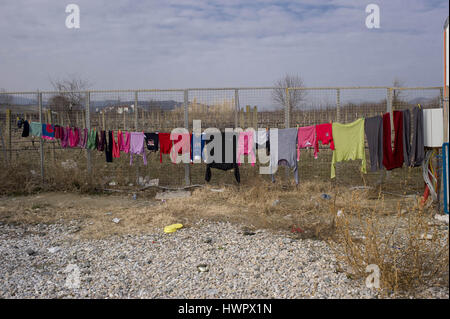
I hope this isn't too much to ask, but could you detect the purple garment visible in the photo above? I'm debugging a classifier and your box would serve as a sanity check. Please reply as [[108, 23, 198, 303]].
[[60, 127, 69, 148], [78, 128, 88, 148], [129, 132, 147, 165], [121, 131, 131, 153]]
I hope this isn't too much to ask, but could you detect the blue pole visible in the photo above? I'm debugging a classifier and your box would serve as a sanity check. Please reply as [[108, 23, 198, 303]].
[[443, 143, 449, 214]]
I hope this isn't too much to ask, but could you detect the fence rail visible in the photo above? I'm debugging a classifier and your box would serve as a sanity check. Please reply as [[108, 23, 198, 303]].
[[0, 86, 444, 192]]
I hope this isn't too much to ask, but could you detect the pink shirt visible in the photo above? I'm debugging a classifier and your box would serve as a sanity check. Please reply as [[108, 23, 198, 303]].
[[60, 127, 69, 148], [237, 131, 256, 166], [129, 132, 147, 165], [297, 126, 318, 160], [69, 127, 80, 148], [120, 131, 131, 153]]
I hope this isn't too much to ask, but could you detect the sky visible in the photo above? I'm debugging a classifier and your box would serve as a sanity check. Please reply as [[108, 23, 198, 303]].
[[0, 0, 448, 91]]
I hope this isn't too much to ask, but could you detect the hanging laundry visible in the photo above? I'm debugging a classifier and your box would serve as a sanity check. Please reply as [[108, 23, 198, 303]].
[[205, 132, 240, 183], [60, 127, 69, 148], [42, 124, 55, 140], [158, 132, 172, 163], [117, 130, 124, 152], [364, 115, 384, 171], [171, 133, 191, 163], [297, 125, 318, 160], [112, 131, 120, 158], [254, 129, 270, 152], [331, 118, 366, 179], [402, 109, 412, 167], [78, 128, 88, 148], [382, 111, 404, 170], [270, 128, 299, 184], [21, 120, 30, 137], [129, 132, 147, 165], [410, 106, 424, 167], [69, 127, 80, 148], [30, 122, 42, 137], [17, 118, 25, 129], [106, 131, 113, 162], [86, 128, 97, 150], [190, 133, 206, 162], [97, 130, 106, 152], [315, 123, 335, 151], [237, 131, 256, 166], [144, 132, 159, 152], [54, 125, 62, 139], [94, 130, 99, 150], [120, 131, 131, 153]]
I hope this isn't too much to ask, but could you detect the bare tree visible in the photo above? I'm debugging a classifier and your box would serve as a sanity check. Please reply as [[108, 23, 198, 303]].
[[0, 88, 13, 106], [48, 75, 92, 125], [272, 74, 306, 113], [49, 75, 91, 111]]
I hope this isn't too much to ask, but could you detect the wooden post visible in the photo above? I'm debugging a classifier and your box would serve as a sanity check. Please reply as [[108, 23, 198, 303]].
[[336, 88, 341, 123], [245, 105, 250, 128], [239, 109, 245, 129], [82, 110, 86, 129], [157, 111, 161, 130], [102, 111, 106, 130], [252, 105, 258, 129]]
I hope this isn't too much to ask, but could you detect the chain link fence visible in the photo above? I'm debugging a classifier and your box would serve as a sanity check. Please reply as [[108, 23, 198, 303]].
[[0, 86, 443, 194]]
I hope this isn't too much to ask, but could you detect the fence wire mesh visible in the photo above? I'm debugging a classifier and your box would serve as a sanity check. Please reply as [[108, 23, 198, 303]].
[[0, 86, 444, 194]]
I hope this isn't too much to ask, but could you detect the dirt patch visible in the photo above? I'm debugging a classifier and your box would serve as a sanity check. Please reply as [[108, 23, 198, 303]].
[[0, 181, 418, 240]]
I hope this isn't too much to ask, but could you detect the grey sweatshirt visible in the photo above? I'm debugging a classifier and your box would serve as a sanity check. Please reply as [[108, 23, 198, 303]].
[[365, 115, 384, 171], [270, 128, 299, 184], [402, 109, 411, 167], [410, 106, 424, 167]]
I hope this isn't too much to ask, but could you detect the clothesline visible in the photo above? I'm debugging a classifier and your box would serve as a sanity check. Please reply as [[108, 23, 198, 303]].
[[17, 105, 425, 184]]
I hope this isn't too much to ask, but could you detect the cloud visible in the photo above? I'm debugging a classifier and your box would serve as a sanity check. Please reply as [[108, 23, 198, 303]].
[[0, 0, 448, 91]]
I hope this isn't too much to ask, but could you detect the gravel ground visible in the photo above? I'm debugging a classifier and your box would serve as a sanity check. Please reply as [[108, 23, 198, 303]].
[[0, 220, 448, 299]]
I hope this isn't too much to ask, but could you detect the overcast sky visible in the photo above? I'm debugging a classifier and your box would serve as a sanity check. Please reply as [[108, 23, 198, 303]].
[[0, 0, 448, 91]]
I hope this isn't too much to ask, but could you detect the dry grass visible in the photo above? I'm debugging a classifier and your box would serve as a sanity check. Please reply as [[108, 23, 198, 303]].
[[329, 189, 449, 296], [0, 172, 447, 296]]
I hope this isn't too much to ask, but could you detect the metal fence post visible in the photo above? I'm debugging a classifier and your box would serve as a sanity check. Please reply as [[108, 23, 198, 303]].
[[38, 91, 44, 184], [134, 91, 140, 184], [285, 88, 290, 129], [184, 89, 190, 186], [234, 89, 239, 128], [134, 91, 138, 130], [384, 88, 394, 182], [285, 88, 290, 180], [336, 88, 341, 122], [5, 108, 11, 163], [86, 91, 92, 174]]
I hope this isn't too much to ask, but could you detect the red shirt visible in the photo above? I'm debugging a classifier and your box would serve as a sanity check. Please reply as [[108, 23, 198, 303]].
[[316, 123, 335, 150]]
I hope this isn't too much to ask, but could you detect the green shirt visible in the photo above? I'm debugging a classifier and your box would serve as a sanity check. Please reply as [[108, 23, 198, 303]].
[[30, 122, 42, 137], [331, 118, 367, 178], [86, 128, 97, 150]]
